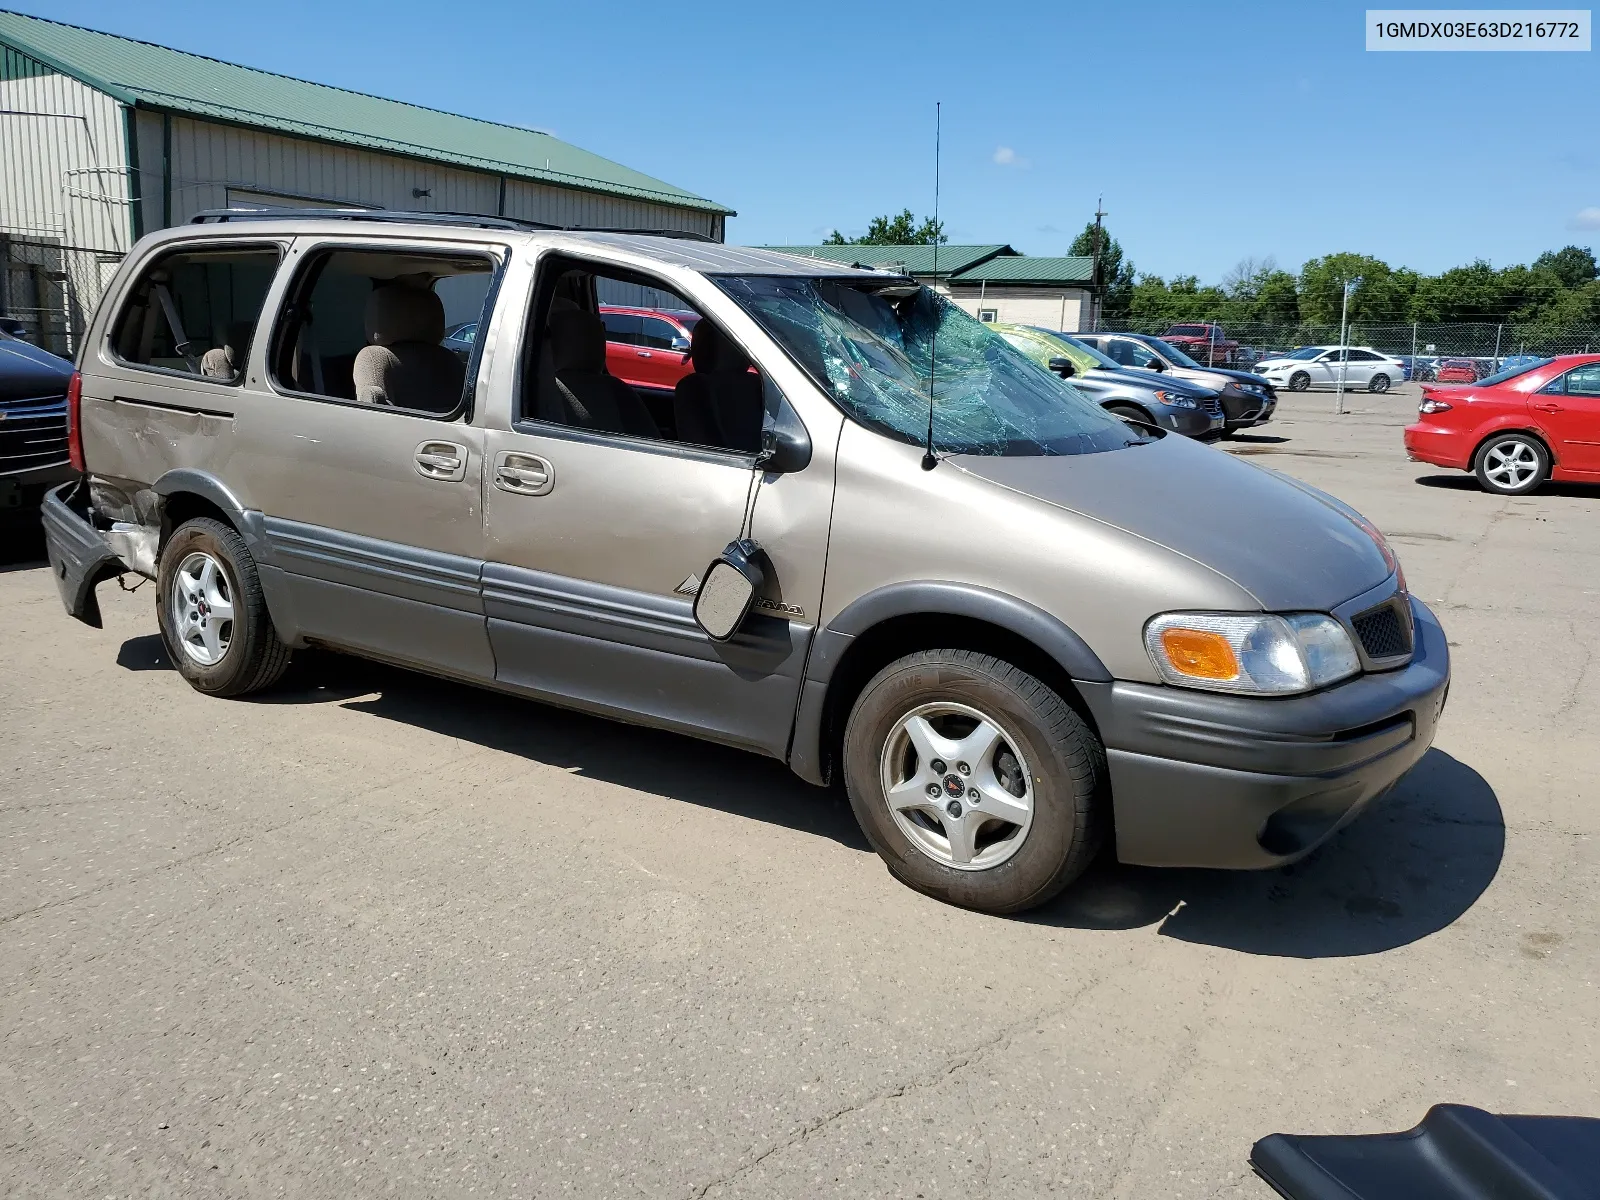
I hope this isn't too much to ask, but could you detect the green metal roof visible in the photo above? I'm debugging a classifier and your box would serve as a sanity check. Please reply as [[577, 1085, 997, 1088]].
[[950, 256, 1095, 285], [754, 244, 1014, 277], [0, 10, 732, 215]]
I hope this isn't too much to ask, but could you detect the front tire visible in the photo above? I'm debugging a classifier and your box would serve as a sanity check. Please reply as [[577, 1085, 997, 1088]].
[[1473, 433, 1549, 495], [157, 517, 291, 696], [1368, 373, 1391, 394], [1288, 371, 1310, 392], [842, 650, 1105, 914]]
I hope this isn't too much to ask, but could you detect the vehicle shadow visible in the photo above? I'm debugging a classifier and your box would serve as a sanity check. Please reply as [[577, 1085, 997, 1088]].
[[1414, 473, 1599, 497], [266, 648, 871, 851], [1027, 749, 1503, 957], [1224, 433, 1289, 444], [113, 640, 1502, 943]]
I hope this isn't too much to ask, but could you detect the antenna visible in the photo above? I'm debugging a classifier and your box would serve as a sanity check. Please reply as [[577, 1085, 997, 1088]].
[[921, 101, 942, 471]]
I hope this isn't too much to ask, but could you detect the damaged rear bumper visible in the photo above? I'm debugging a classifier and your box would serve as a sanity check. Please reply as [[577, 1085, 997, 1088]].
[[41, 481, 125, 628]]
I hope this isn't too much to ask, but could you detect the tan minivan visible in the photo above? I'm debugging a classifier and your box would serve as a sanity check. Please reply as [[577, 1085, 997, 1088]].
[[44, 210, 1449, 913]]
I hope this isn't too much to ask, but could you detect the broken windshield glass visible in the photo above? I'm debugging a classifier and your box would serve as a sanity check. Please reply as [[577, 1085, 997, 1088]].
[[715, 277, 1145, 457]]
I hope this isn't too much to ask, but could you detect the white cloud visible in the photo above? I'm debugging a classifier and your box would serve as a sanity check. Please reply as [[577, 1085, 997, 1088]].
[[1571, 207, 1600, 230], [992, 146, 1030, 168]]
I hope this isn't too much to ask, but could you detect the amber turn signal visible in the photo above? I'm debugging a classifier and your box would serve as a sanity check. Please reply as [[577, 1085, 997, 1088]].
[[1158, 627, 1240, 680]]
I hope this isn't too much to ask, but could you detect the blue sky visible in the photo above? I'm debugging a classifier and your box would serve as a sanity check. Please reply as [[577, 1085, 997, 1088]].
[[18, 0, 1600, 280]]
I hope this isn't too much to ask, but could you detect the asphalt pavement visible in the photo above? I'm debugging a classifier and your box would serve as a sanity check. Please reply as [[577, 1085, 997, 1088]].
[[3, 383, 1597, 1197]]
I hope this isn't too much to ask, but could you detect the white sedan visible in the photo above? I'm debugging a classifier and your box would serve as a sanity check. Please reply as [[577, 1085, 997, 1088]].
[[1254, 346, 1404, 394]]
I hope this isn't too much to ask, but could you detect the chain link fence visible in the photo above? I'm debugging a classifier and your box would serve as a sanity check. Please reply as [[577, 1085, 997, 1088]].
[[1088, 316, 1600, 376]]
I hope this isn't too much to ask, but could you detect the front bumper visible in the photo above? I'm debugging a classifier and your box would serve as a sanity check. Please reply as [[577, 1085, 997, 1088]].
[[41, 481, 126, 627], [1156, 405, 1225, 438], [1222, 391, 1275, 429], [1, 458, 76, 527], [1080, 596, 1450, 869]]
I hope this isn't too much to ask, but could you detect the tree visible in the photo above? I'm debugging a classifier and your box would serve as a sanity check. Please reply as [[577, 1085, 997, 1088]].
[[1532, 245, 1597, 291], [824, 209, 946, 245], [1068, 219, 1135, 317], [1297, 253, 1411, 324]]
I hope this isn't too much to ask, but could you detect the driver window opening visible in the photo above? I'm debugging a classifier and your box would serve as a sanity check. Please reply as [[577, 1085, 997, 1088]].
[[522, 261, 765, 455]]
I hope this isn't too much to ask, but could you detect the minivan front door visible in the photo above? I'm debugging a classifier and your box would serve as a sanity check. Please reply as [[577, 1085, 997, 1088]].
[[479, 423, 820, 753]]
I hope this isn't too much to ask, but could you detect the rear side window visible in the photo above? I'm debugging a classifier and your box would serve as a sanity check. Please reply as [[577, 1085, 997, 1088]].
[[269, 247, 498, 417], [110, 245, 281, 382]]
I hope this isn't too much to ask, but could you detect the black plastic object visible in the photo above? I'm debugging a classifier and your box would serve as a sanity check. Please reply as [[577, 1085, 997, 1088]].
[[1251, 1104, 1600, 1200]]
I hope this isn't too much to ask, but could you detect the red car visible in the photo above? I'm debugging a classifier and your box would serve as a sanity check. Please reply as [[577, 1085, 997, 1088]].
[[598, 305, 698, 390], [1434, 358, 1480, 384], [1161, 322, 1239, 366], [1403, 354, 1600, 494]]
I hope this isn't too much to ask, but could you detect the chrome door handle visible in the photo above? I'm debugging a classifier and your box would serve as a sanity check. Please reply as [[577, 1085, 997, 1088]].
[[493, 451, 554, 496], [637, 350, 653, 358], [414, 440, 467, 482]]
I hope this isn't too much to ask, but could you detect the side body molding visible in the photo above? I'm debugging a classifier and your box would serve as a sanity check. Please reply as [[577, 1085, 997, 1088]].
[[788, 581, 1113, 785]]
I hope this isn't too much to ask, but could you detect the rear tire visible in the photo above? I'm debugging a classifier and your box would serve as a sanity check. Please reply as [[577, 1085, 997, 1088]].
[[1368, 373, 1391, 394], [1473, 433, 1549, 495], [1288, 371, 1310, 392], [842, 650, 1105, 915], [157, 517, 292, 697]]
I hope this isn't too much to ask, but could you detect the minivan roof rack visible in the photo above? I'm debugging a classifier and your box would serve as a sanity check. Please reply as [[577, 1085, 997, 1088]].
[[187, 208, 716, 241]]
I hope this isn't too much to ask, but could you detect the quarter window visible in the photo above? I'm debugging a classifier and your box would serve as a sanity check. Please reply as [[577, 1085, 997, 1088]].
[[269, 247, 497, 416], [110, 245, 281, 382]]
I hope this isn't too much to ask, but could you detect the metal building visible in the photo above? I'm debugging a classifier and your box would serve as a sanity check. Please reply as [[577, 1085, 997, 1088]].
[[0, 10, 733, 355]]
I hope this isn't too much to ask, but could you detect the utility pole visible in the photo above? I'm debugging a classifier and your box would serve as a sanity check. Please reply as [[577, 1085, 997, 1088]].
[[1091, 196, 1106, 329], [1335, 276, 1361, 415]]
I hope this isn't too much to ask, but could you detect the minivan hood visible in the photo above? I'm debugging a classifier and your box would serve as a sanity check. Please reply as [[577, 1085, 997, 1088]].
[[951, 435, 1391, 611]]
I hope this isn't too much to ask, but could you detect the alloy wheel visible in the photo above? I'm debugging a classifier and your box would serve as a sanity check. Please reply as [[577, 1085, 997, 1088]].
[[170, 551, 235, 666], [1482, 439, 1542, 491], [878, 701, 1035, 871]]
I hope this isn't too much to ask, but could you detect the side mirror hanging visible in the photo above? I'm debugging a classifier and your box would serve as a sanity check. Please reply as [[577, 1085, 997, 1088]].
[[1048, 356, 1076, 379], [693, 539, 765, 641]]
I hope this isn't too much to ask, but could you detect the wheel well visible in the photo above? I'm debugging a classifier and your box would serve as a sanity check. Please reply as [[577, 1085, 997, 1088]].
[[1470, 426, 1556, 468], [1102, 400, 1150, 421], [159, 491, 236, 550], [816, 613, 1099, 786]]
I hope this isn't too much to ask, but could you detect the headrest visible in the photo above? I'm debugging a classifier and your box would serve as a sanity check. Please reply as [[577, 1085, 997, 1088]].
[[365, 285, 445, 347], [688, 320, 750, 374], [548, 306, 607, 374]]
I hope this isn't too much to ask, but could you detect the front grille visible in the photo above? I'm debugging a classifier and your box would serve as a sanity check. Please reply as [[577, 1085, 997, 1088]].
[[0, 403, 69, 471], [1199, 396, 1223, 416], [1352, 600, 1413, 662]]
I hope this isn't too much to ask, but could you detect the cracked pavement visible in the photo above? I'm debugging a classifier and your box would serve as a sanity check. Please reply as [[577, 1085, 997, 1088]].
[[3, 383, 1597, 1197]]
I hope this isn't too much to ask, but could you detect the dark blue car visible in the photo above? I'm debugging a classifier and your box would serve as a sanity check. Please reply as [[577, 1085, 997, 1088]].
[[1, 332, 76, 535]]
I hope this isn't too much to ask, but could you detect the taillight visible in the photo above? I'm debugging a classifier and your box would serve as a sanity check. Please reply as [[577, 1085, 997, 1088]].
[[1419, 399, 1452, 415], [67, 370, 85, 472]]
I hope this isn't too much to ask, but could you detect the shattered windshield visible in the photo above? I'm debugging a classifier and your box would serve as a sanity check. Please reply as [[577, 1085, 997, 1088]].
[[716, 277, 1144, 457]]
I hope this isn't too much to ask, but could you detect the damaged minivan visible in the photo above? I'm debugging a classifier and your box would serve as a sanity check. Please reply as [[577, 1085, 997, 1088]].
[[44, 211, 1449, 914]]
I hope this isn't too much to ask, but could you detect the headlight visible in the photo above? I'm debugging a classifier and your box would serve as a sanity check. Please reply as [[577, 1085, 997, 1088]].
[[1153, 390, 1197, 408], [1144, 611, 1361, 695]]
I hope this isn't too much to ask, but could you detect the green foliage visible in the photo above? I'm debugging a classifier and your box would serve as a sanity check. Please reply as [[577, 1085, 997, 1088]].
[[1068, 220, 1135, 316], [1118, 242, 1598, 332], [824, 209, 946, 246]]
